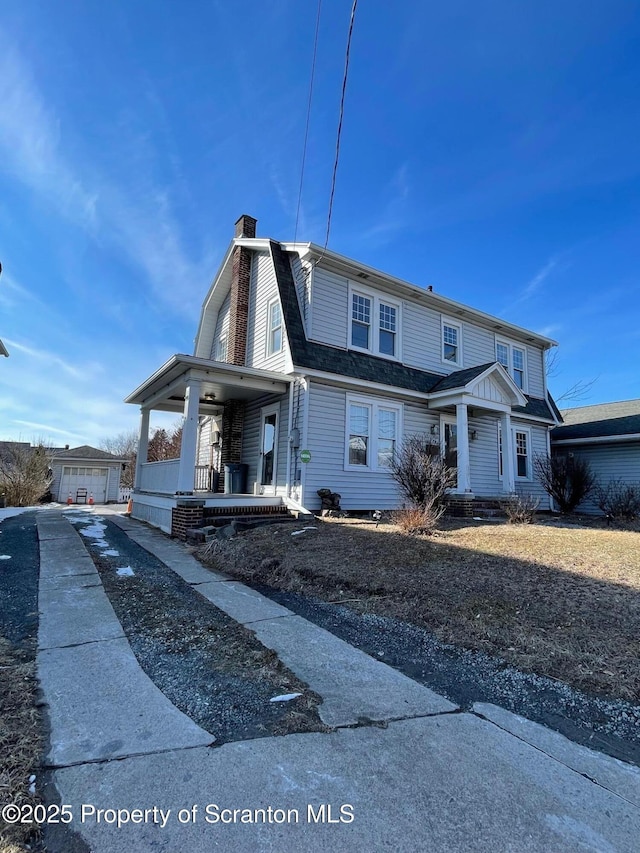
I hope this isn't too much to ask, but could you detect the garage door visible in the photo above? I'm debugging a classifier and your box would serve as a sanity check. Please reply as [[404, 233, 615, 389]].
[[59, 466, 109, 503]]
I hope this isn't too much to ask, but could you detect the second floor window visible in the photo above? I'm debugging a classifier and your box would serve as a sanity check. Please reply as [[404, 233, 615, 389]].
[[351, 294, 371, 349], [442, 318, 462, 365], [350, 287, 401, 359], [496, 338, 527, 390], [267, 299, 283, 355], [213, 335, 228, 362]]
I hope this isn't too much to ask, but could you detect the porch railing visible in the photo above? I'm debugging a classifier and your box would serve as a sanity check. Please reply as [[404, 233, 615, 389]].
[[139, 460, 180, 494], [195, 465, 214, 492]]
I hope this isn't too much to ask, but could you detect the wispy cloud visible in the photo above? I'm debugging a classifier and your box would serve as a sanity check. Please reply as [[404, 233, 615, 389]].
[[0, 45, 208, 317], [13, 420, 88, 442], [3, 338, 86, 380], [357, 163, 412, 245], [501, 254, 565, 316]]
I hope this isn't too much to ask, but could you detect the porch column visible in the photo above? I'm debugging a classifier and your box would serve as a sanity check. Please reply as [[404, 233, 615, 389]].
[[134, 407, 150, 490], [456, 403, 472, 493], [177, 378, 201, 493], [500, 411, 515, 493]]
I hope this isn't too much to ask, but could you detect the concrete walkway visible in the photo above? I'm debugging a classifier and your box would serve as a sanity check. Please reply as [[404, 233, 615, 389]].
[[37, 508, 640, 852]]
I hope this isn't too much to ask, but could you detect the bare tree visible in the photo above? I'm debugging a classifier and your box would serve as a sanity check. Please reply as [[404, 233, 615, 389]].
[[99, 429, 138, 488], [533, 453, 596, 513], [389, 435, 456, 532], [546, 350, 598, 404], [0, 441, 53, 506]]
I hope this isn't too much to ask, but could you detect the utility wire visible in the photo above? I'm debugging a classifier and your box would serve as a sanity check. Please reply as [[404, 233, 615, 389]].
[[322, 0, 358, 254], [293, 0, 323, 246]]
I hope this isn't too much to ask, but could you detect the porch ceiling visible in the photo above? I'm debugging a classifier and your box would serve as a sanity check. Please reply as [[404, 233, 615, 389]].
[[124, 354, 291, 413]]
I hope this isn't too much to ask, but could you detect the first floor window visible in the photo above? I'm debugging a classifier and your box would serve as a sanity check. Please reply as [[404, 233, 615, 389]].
[[377, 408, 397, 467], [515, 430, 528, 478], [348, 403, 370, 466], [346, 397, 401, 471], [498, 425, 530, 479]]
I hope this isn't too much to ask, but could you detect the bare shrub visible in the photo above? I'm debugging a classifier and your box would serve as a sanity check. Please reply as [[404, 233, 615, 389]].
[[594, 480, 640, 521], [389, 434, 456, 515], [0, 442, 53, 506], [500, 493, 540, 524], [392, 505, 444, 536], [533, 453, 596, 513]]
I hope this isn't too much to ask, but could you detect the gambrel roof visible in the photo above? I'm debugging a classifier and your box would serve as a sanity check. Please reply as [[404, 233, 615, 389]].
[[270, 242, 559, 422]]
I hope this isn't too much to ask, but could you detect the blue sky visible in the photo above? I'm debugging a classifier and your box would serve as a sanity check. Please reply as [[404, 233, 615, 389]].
[[1, 0, 639, 447]]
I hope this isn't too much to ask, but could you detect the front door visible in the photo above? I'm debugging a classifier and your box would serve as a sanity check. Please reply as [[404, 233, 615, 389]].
[[259, 404, 279, 494], [441, 416, 458, 489]]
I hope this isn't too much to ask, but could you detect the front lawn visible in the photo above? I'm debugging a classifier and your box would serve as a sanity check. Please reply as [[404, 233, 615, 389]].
[[199, 516, 640, 703]]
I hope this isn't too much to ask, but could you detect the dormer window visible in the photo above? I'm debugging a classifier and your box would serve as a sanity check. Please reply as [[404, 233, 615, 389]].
[[496, 337, 527, 391], [349, 285, 400, 360]]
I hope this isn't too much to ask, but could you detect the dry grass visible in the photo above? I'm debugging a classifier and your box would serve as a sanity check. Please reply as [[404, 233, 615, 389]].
[[199, 516, 640, 703], [0, 639, 44, 853]]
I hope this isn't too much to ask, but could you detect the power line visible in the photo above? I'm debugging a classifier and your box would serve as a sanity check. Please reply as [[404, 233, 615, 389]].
[[322, 0, 358, 253], [293, 0, 323, 246]]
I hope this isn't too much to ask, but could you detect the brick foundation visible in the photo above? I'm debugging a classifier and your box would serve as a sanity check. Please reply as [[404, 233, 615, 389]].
[[171, 500, 205, 540], [446, 495, 475, 518]]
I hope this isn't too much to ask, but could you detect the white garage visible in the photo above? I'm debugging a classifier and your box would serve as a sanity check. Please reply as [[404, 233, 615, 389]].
[[59, 466, 109, 503], [51, 445, 127, 504]]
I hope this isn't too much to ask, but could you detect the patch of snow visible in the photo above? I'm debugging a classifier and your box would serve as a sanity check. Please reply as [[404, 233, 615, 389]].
[[102, 549, 120, 557], [269, 692, 303, 703], [291, 527, 318, 536], [116, 566, 135, 577], [0, 555, 11, 560], [0, 507, 35, 522]]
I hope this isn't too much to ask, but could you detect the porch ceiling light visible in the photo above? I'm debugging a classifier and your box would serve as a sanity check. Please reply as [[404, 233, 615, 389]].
[[469, 429, 478, 441], [430, 424, 438, 435], [203, 393, 216, 402]]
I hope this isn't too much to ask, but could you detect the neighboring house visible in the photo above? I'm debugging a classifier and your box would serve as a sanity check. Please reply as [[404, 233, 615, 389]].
[[50, 445, 127, 504], [126, 214, 561, 536], [551, 399, 640, 513]]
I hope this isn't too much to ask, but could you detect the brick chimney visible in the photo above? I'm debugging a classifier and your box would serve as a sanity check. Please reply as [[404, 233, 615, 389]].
[[228, 215, 257, 365]]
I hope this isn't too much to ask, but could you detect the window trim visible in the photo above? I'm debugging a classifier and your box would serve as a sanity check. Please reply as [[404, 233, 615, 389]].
[[347, 282, 402, 361], [495, 336, 528, 392], [344, 394, 403, 472], [213, 333, 228, 363], [441, 316, 463, 367], [497, 423, 532, 481], [266, 297, 283, 356]]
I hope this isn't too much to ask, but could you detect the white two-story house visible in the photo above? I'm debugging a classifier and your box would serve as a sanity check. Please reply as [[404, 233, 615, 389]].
[[125, 215, 560, 536]]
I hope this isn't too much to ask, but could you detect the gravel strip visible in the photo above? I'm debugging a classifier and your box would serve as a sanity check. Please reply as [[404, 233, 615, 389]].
[[250, 584, 640, 767], [69, 515, 326, 743]]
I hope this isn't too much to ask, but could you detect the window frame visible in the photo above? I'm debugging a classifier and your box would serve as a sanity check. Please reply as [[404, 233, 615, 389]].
[[213, 334, 228, 363], [441, 316, 463, 367], [348, 283, 402, 361], [497, 423, 532, 481], [266, 297, 283, 356], [344, 394, 403, 472], [495, 336, 528, 392]]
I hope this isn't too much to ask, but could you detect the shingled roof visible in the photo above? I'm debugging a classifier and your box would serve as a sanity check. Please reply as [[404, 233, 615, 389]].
[[52, 445, 126, 461], [270, 242, 558, 423], [553, 400, 640, 442]]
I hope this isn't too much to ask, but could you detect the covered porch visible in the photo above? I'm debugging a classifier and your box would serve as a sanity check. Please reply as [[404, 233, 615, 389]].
[[125, 354, 295, 534], [427, 363, 529, 510]]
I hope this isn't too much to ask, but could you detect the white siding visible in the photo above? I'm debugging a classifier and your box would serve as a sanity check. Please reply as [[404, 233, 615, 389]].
[[402, 301, 443, 371], [525, 344, 545, 397], [513, 421, 551, 506], [240, 394, 289, 495], [560, 442, 640, 514], [310, 267, 349, 348], [468, 414, 503, 496], [210, 291, 231, 360], [246, 251, 289, 371], [302, 383, 438, 511], [197, 418, 213, 466]]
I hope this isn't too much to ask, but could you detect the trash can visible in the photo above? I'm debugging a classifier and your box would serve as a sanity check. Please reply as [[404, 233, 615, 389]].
[[224, 463, 248, 494]]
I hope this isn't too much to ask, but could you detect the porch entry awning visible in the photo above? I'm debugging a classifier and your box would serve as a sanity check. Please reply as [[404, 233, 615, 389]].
[[427, 362, 527, 413], [125, 354, 292, 413]]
